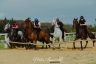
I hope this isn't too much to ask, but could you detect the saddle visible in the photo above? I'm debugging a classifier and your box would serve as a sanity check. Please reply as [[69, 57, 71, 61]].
[[33, 27, 41, 38]]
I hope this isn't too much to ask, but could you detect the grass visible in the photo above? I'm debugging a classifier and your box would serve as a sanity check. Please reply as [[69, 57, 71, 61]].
[[0, 35, 5, 40], [65, 34, 76, 41], [0, 35, 5, 48], [0, 42, 5, 48]]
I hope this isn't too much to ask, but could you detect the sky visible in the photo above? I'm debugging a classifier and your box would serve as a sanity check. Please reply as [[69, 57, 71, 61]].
[[0, 0, 96, 25]]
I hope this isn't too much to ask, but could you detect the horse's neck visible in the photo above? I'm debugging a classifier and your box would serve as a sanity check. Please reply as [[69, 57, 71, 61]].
[[54, 27, 61, 34], [7, 23, 10, 27], [26, 28, 33, 35], [74, 21, 79, 28]]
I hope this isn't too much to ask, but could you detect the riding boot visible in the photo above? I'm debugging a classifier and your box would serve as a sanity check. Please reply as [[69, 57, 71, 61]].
[[60, 27, 64, 41], [62, 31, 64, 41], [38, 28, 41, 39]]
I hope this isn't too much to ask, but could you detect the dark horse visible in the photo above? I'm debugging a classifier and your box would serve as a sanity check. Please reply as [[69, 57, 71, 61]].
[[73, 18, 96, 50], [4, 23, 25, 48], [23, 18, 51, 49], [73, 18, 88, 40]]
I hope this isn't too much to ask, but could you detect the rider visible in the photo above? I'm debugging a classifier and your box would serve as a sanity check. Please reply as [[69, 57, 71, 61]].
[[25, 17, 31, 22], [79, 16, 87, 38], [52, 17, 64, 40], [11, 21, 19, 37], [79, 16, 86, 26], [79, 16, 87, 29], [33, 18, 41, 35]]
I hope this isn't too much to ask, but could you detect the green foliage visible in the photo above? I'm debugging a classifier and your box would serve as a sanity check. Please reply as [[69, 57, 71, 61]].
[[0, 35, 5, 40], [0, 24, 4, 33], [0, 42, 5, 48], [0, 35, 5, 48], [88, 25, 96, 32], [63, 24, 73, 32]]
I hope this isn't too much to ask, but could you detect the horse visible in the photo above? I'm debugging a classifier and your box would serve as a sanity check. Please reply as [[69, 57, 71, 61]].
[[50, 21, 64, 49], [4, 23, 24, 48], [4, 23, 13, 41], [4, 23, 24, 42], [73, 18, 96, 49], [23, 18, 51, 49], [73, 18, 88, 40]]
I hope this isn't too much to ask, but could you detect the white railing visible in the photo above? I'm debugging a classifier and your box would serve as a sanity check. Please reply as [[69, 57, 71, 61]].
[[0, 33, 9, 48], [64, 32, 76, 41], [0, 32, 96, 48]]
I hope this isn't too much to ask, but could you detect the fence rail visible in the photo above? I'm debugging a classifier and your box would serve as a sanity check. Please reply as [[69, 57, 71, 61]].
[[0, 32, 96, 49]]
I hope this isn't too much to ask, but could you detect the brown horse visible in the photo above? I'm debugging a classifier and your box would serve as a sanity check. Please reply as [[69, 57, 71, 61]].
[[22, 19, 37, 49], [23, 18, 51, 49]]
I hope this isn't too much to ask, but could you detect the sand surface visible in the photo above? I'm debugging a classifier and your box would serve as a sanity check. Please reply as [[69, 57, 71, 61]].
[[0, 40, 96, 64]]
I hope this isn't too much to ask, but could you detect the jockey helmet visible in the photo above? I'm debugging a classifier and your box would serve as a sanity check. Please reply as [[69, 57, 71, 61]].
[[34, 18, 39, 22], [80, 16, 84, 19], [56, 17, 60, 22]]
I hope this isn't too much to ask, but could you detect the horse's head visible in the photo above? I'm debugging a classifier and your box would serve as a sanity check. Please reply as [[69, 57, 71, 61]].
[[23, 18, 34, 29], [73, 18, 79, 29], [4, 23, 11, 32]]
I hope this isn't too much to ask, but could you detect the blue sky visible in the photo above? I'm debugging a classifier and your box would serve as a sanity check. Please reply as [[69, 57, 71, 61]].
[[0, 0, 96, 25]]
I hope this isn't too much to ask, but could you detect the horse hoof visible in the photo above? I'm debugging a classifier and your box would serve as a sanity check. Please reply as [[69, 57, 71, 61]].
[[58, 47, 61, 49], [42, 46, 44, 49], [48, 45, 51, 48], [52, 47, 55, 50], [25, 46, 29, 50]]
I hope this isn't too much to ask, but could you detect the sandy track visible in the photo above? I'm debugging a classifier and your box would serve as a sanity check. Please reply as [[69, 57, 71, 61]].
[[0, 41, 96, 64]]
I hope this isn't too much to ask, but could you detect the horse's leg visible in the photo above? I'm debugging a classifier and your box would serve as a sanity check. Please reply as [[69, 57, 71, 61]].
[[25, 40, 30, 50], [93, 40, 95, 47], [73, 42, 76, 49], [52, 37, 55, 49], [42, 41, 44, 49], [46, 44, 47, 49], [24, 38, 28, 50], [46, 40, 51, 49], [25, 44, 29, 50], [33, 41, 37, 49], [80, 41, 83, 50], [48, 40, 52, 48], [25, 41, 29, 50], [45, 41, 50, 49], [84, 41, 88, 48], [59, 36, 62, 49], [62, 31, 64, 41]]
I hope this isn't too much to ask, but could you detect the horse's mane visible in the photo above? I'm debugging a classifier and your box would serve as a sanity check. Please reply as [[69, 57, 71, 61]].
[[24, 19, 34, 29], [73, 18, 79, 29]]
